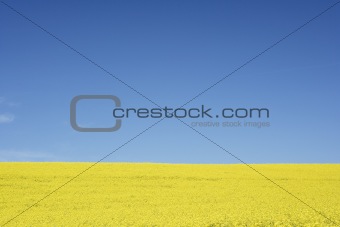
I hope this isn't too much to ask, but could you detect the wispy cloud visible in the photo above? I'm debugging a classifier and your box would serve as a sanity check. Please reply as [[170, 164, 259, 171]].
[[0, 114, 15, 124], [0, 149, 56, 162], [8, 102, 20, 107], [0, 97, 20, 107]]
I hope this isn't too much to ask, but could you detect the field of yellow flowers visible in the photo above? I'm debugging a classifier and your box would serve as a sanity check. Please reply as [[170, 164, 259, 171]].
[[0, 163, 339, 226]]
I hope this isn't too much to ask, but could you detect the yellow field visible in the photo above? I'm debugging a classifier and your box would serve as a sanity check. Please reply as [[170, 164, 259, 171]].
[[0, 163, 339, 226]]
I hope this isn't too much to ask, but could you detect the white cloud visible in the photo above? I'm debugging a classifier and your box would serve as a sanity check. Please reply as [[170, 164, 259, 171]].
[[0, 114, 15, 124]]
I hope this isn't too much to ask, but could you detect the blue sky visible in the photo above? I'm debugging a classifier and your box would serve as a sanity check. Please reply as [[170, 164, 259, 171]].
[[1, 0, 339, 163]]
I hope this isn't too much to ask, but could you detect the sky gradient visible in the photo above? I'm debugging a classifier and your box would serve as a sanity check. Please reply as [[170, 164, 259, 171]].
[[1, 0, 340, 163]]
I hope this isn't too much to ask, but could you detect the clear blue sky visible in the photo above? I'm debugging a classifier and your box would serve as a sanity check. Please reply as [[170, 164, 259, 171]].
[[1, 0, 339, 163]]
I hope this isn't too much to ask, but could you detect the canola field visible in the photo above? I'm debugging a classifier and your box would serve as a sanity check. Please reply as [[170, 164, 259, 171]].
[[0, 163, 340, 226]]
